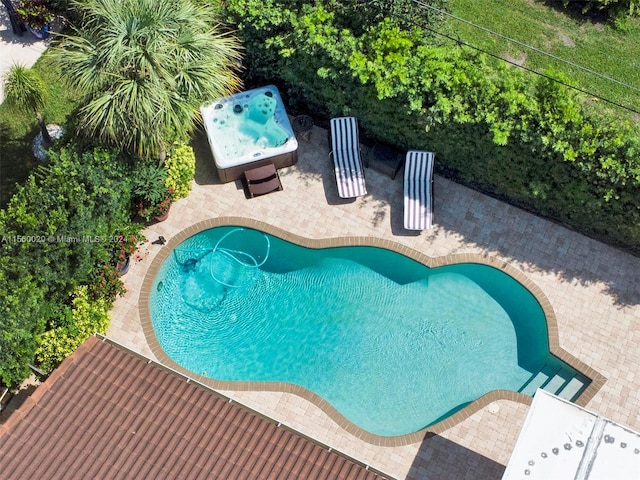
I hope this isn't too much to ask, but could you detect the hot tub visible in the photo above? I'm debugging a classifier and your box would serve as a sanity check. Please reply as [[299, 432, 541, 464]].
[[200, 85, 298, 182]]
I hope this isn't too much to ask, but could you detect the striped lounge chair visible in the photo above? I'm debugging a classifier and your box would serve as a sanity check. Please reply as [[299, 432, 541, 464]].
[[329, 117, 367, 198], [404, 150, 435, 230]]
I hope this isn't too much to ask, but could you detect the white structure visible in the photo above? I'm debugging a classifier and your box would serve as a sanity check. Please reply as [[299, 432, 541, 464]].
[[502, 389, 640, 480], [200, 85, 298, 182]]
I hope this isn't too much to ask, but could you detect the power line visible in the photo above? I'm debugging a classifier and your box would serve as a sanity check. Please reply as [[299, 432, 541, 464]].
[[411, 0, 640, 94], [365, 0, 640, 115]]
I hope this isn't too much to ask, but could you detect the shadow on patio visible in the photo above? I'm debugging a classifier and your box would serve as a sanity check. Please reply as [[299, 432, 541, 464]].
[[406, 434, 505, 480], [192, 118, 640, 308]]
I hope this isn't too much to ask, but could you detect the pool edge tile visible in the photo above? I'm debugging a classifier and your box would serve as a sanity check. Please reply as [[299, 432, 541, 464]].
[[137, 216, 607, 446]]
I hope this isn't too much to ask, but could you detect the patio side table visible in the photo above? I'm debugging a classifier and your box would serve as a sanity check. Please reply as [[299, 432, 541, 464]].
[[292, 115, 314, 142], [367, 142, 404, 180]]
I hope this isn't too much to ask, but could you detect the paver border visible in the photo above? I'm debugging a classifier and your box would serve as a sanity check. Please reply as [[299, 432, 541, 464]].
[[138, 216, 606, 447]]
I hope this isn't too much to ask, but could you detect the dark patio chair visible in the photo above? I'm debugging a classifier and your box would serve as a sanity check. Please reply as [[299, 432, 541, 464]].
[[244, 163, 283, 198]]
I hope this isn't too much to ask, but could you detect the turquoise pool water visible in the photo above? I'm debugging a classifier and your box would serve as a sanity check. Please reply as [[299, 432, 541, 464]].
[[150, 227, 560, 436]]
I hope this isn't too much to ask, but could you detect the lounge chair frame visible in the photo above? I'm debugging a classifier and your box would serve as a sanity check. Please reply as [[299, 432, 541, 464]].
[[329, 117, 367, 198], [404, 150, 435, 230]]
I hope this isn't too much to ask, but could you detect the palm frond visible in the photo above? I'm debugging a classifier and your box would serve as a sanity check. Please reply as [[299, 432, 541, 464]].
[[3, 64, 46, 114], [51, 0, 242, 159]]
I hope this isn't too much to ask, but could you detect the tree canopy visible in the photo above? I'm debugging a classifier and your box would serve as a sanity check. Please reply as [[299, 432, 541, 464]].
[[55, 0, 242, 159]]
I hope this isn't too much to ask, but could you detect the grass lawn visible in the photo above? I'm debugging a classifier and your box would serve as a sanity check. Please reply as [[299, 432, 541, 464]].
[[447, 0, 640, 118], [0, 48, 82, 207]]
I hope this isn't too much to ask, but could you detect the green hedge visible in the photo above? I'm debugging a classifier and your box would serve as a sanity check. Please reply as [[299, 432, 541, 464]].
[[0, 146, 138, 386], [0, 139, 190, 386], [0, 256, 46, 387], [35, 285, 110, 373], [165, 142, 196, 200], [225, 0, 640, 253], [562, 1, 639, 18]]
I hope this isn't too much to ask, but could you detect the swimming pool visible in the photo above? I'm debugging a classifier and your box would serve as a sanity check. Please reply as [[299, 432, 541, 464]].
[[144, 221, 596, 439]]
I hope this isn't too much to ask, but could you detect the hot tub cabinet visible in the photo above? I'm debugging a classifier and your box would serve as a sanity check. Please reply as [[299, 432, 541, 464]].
[[200, 85, 299, 183]]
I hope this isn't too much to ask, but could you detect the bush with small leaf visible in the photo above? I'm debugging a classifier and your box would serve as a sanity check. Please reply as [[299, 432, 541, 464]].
[[35, 286, 110, 373], [0, 145, 134, 386], [224, 0, 640, 253], [164, 142, 196, 200]]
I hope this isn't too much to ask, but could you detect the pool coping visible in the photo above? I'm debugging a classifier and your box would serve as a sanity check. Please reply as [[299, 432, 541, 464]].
[[138, 216, 607, 447]]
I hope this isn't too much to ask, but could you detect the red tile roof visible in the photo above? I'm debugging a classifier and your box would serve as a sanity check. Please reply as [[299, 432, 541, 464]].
[[0, 336, 392, 480]]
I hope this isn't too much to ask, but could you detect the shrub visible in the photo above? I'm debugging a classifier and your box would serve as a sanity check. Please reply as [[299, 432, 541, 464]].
[[87, 260, 126, 303], [110, 221, 146, 264], [1, 147, 133, 295], [164, 142, 196, 200], [224, 0, 640, 253], [0, 255, 46, 388], [35, 286, 110, 373], [15, 0, 54, 30], [0, 144, 134, 386], [561, 1, 639, 19], [132, 162, 174, 220]]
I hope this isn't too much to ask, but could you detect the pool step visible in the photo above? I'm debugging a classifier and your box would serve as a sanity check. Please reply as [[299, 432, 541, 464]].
[[520, 365, 590, 402], [544, 367, 573, 394], [520, 364, 558, 396], [554, 371, 590, 402]]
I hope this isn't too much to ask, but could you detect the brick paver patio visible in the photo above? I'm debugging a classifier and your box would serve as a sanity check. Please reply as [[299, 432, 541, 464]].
[[107, 125, 640, 479]]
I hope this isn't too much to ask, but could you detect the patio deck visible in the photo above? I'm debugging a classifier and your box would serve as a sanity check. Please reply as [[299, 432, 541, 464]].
[[107, 125, 640, 480]]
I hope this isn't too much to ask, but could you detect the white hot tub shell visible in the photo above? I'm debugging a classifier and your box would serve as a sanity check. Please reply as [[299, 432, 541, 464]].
[[200, 85, 299, 182]]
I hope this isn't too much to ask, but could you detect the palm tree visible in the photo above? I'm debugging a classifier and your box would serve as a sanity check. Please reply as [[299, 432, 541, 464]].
[[53, 0, 242, 160], [3, 64, 53, 148]]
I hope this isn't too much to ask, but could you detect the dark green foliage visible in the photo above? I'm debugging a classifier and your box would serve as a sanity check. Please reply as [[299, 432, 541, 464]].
[[132, 161, 175, 220], [561, 1, 638, 19], [224, 0, 640, 253], [14, 0, 54, 29], [354, 0, 449, 29], [1, 147, 132, 299], [309, 0, 449, 34], [0, 146, 136, 386], [0, 254, 46, 388], [133, 163, 169, 209]]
